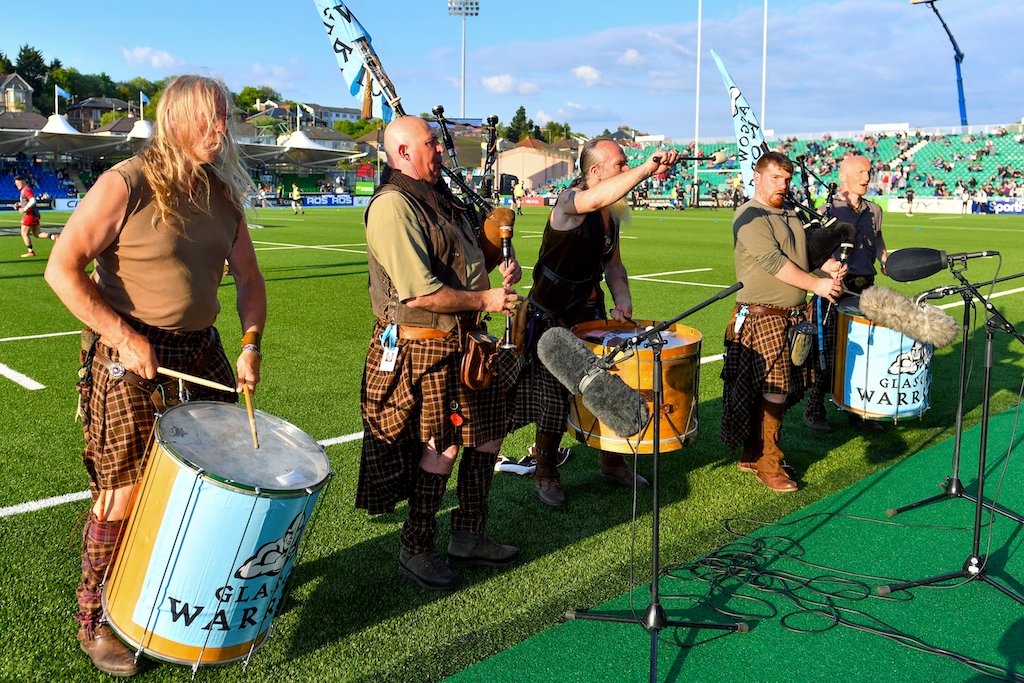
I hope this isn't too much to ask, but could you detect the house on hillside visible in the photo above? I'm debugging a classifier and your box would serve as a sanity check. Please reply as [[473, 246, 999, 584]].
[[66, 97, 139, 133], [0, 73, 33, 114]]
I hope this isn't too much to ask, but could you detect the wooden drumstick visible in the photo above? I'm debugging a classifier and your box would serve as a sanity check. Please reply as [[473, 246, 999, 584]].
[[242, 384, 259, 449], [156, 367, 240, 394]]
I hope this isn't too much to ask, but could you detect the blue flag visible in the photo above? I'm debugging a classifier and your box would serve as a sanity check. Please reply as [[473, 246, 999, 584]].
[[55, 85, 71, 100], [710, 50, 767, 200], [140, 91, 150, 105], [312, 0, 397, 122]]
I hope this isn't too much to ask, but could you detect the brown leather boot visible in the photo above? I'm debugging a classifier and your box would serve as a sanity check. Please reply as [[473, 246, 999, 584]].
[[78, 623, 142, 677], [534, 432, 567, 507], [755, 400, 798, 492], [599, 451, 649, 489], [737, 401, 764, 473]]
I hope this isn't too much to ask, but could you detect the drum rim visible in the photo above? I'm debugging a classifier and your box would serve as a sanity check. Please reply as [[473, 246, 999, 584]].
[[570, 318, 703, 358], [156, 401, 331, 495]]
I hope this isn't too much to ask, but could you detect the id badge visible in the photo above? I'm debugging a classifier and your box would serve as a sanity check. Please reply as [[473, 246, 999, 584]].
[[379, 346, 398, 372], [734, 305, 748, 334]]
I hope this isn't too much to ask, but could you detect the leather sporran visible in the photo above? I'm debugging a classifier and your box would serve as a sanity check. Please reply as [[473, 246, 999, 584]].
[[788, 321, 816, 367], [460, 331, 499, 389]]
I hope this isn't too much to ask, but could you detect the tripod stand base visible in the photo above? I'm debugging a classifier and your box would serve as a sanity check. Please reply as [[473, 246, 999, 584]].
[[886, 477, 1024, 523], [877, 555, 1024, 604]]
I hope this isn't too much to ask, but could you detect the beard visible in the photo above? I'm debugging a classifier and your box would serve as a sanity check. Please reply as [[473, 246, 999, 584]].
[[764, 191, 786, 208]]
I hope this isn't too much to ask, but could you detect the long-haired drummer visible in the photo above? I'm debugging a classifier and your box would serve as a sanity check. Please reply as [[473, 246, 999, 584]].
[[44, 75, 267, 676], [721, 151, 845, 492], [498, 139, 680, 507]]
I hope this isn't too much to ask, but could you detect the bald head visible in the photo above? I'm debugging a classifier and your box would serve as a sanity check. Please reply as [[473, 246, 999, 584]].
[[384, 116, 442, 183], [838, 155, 871, 200]]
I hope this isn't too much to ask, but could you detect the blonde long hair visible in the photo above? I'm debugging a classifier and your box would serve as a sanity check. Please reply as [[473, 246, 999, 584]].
[[139, 75, 252, 230]]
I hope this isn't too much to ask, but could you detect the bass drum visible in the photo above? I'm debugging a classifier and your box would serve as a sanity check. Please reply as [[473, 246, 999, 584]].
[[103, 402, 331, 667], [566, 319, 701, 454]]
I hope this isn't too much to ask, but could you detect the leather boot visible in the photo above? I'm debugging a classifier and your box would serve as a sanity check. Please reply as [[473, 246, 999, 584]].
[[599, 451, 649, 489], [399, 469, 456, 589], [78, 623, 142, 677], [534, 431, 567, 507], [447, 529, 521, 568], [399, 548, 458, 590], [755, 400, 798, 492]]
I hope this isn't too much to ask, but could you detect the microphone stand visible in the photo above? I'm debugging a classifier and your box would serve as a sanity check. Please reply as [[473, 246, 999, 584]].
[[880, 267, 1024, 603], [566, 282, 747, 683], [888, 267, 1024, 524]]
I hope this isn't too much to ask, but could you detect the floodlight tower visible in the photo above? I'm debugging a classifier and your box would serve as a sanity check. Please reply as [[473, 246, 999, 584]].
[[911, 0, 968, 126], [447, 0, 479, 118]]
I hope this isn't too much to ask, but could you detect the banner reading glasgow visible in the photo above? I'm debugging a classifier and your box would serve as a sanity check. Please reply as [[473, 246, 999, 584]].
[[710, 50, 766, 200]]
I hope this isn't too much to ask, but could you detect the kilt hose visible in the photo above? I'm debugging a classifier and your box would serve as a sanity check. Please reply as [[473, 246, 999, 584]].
[[76, 321, 236, 626], [721, 305, 815, 452]]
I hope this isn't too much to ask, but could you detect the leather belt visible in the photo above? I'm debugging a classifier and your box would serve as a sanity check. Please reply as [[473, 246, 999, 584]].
[[737, 304, 804, 318], [92, 348, 158, 393], [397, 325, 451, 341]]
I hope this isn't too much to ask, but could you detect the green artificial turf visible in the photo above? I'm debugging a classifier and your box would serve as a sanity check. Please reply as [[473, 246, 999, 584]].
[[1, 206, 1022, 682]]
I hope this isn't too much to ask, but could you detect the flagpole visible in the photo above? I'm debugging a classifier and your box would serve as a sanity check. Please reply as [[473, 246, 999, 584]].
[[692, 0, 703, 209], [760, 0, 768, 133]]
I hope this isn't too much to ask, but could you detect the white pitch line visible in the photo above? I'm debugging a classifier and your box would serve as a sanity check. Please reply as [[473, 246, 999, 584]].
[[0, 430, 366, 519], [0, 362, 45, 390], [636, 268, 713, 278], [251, 240, 367, 254], [937, 286, 1024, 310], [0, 330, 79, 343], [630, 278, 731, 289], [701, 353, 724, 365]]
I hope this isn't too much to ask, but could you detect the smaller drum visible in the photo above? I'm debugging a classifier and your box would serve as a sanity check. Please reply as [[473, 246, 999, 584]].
[[103, 402, 331, 667], [833, 302, 933, 421], [566, 319, 701, 454]]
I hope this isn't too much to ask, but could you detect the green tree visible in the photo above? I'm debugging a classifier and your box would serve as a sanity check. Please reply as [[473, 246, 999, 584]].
[[235, 85, 282, 112], [99, 110, 129, 127], [542, 121, 574, 144], [334, 118, 382, 140], [0, 50, 13, 75], [15, 44, 47, 112], [505, 106, 532, 143]]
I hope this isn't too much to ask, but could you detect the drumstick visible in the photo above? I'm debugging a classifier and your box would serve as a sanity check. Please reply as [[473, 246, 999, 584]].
[[156, 367, 240, 394], [242, 384, 259, 449]]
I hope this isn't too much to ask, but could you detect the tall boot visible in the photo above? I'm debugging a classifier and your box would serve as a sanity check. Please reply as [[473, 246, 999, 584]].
[[756, 400, 798, 492], [599, 451, 649, 489], [448, 448, 520, 568], [802, 375, 833, 434], [533, 431, 567, 508], [399, 469, 457, 590], [76, 514, 141, 677]]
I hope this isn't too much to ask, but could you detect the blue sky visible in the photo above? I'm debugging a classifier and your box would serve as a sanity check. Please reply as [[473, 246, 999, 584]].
[[7, 0, 1021, 140]]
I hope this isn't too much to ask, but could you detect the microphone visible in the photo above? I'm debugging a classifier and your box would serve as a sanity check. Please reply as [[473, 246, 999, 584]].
[[537, 327, 651, 438], [886, 247, 1000, 282], [858, 286, 960, 348], [914, 286, 952, 305]]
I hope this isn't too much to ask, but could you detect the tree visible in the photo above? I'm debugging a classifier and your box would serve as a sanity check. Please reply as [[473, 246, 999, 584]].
[[505, 106, 533, 143], [235, 85, 282, 112], [99, 110, 129, 127], [15, 45, 47, 95], [334, 118, 382, 140], [0, 50, 13, 75]]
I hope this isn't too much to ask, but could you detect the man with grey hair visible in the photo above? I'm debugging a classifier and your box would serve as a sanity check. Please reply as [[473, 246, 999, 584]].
[[499, 139, 680, 507]]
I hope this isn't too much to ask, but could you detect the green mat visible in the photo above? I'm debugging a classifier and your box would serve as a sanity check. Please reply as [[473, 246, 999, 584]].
[[449, 408, 1024, 683]]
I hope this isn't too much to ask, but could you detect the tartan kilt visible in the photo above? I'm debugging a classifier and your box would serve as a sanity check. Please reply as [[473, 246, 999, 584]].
[[357, 321, 511, 513], [506, 349, 570, 436], [81, 323, 236, 494], [720, 306, 814, 451]]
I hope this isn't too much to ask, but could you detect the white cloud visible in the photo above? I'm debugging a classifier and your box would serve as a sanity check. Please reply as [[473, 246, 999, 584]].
[[121, 46, 183, 70], [480, 74, 538, 95], [535, 110, 552, 125], [618, 48, 643, 66], [572, 65, 602, 87], [248, 62, 302, 94]]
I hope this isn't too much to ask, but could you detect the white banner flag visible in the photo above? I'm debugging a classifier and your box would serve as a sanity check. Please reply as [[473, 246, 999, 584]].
[[710, 50, 767, 199]]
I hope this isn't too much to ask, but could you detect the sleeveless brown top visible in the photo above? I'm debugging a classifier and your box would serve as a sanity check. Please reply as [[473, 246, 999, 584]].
[[92, 156, 242, 331]]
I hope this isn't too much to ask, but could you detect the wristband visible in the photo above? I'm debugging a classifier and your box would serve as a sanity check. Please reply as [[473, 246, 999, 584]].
[[241, 331, 262, 349], [242, 343, 262, 359]]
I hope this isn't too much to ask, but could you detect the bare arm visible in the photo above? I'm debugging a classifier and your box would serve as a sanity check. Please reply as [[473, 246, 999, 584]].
[[226, 218, 267, 391], [570, 149, 680, 214], [44, 172, 160, 378], [405, 285, 519, 316]]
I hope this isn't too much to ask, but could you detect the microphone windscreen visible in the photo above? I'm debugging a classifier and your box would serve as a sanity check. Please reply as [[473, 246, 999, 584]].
[[581, 371, 651, 438], [886, 248, 947, 282], [858, 286, 960, 348], [537, 327, 593, 395]]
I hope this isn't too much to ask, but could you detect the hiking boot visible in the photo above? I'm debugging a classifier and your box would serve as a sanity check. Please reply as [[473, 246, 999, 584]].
[[849, 414, 884, 433], [447, 530, 521, 568], [599, 452, 649, 489], [802, 413, 833, 434], [535, 477, 567, 507], [78, 623, 141, 677], [399, 549, 458, 590]]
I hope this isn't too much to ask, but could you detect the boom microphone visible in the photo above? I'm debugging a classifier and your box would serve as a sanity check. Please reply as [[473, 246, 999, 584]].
[[537, 327, 651, 438], [858, 286, 960, 348], [886, 247, 1000, 282]]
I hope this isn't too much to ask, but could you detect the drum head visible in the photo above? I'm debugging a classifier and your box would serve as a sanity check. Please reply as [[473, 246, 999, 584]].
[[156, 402, 330, 493]]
